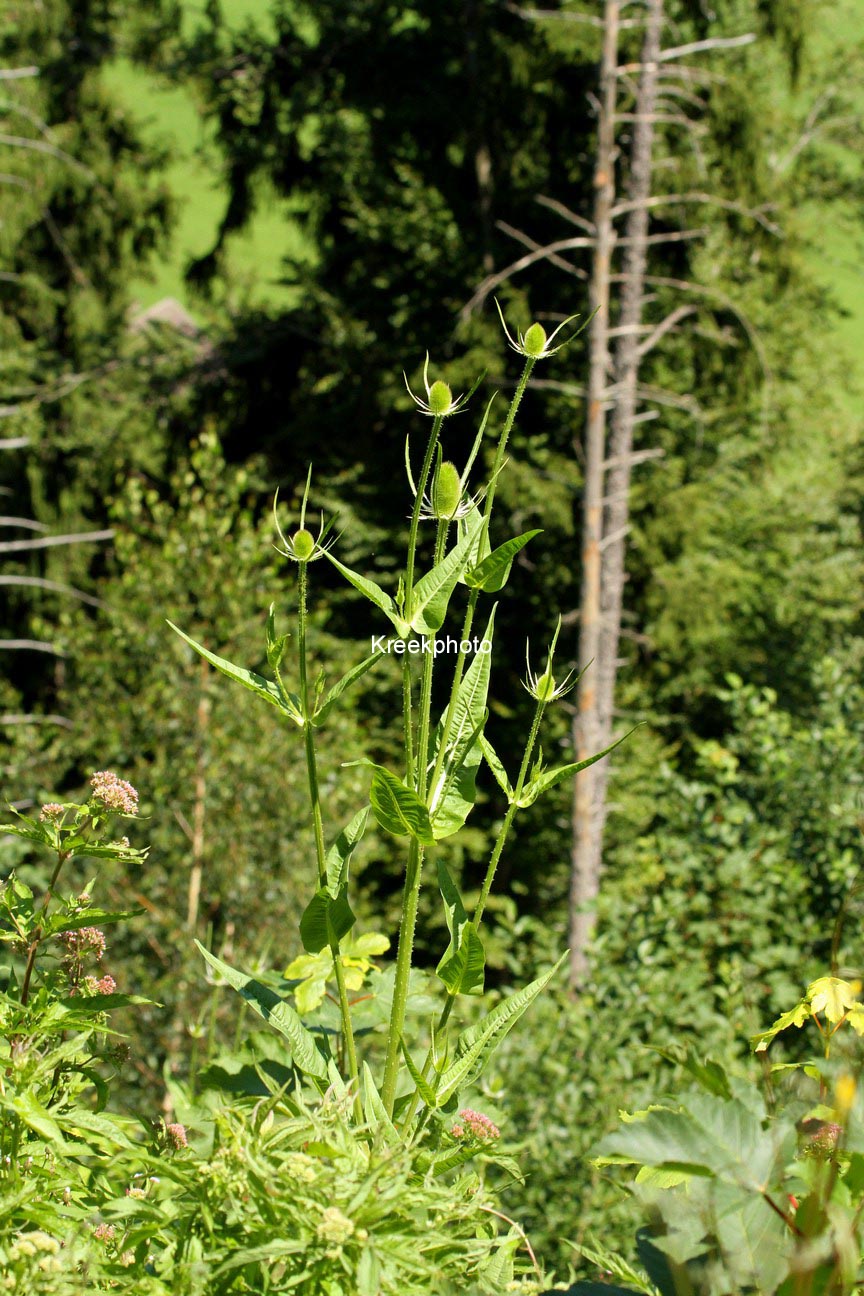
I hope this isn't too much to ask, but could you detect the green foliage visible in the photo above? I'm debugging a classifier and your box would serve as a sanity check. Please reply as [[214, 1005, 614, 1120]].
[[592, 982, 864, 1295]]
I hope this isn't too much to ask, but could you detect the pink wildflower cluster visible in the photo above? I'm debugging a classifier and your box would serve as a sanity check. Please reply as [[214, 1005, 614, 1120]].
[[39, 803, 65, 823], [451, 1108, 501, 1141], [60, 927, 107, 960], [90, 771, 139, 816], [82, 975, 117, 996], [165, 1122, 188, 1150], [803, 1121, 842, 1159], [93, 1223, 115, 1243]]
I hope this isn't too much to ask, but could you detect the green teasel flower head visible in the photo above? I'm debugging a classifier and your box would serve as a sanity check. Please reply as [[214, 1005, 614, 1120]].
[[523, 616, 578, 703], [404, 353, 471, 418], [406, 397, 494, 522], [273, 467, 338, 563], [495, 298, 586, 359]]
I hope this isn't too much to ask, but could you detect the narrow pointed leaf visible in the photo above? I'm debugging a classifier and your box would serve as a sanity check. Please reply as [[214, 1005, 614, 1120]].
[[430, 606, 496, 812], [436, 860, 485, 995], [195, 942, 329, 1082], [437, 953, 566, 1103], [299, 886, 356, 953], [465, 529, 542, 592], [400, 1039, 438, 1109], [325, 806, 370, 897], [324, 555, 407, 635], [517, 729, 636, 808], [361, 1062, 398, 1142], [315, 651, 385, 725], [409, 510, 483, 635], [168, 622, 303, 724], [370, 766, 435, 844], [479, 735, 514, 800]]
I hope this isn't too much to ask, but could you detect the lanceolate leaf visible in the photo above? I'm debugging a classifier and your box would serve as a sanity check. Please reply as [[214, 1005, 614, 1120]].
[[409, 509, 483, 635], [299, 886, 356, 954], [324, 555, 407, 636], [436, 954, 567, 1104], [465, 529, 542, 593], [436, 860, 485, 996], [168, 622, 303, 725], [479, 735, 514, 800], [195, 942, 329, 1083], [517, 729, 636, 808], [369, 766, 435, 844], [429, 607, 496, 812], [325, 806, 370, 897], [314, 651, 385, 725], [400, 1038, 438, 1109]]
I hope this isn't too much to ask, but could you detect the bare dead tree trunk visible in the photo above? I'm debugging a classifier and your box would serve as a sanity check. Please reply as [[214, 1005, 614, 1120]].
[[569, 0, 619, 989], [593, 0, 665, 824]]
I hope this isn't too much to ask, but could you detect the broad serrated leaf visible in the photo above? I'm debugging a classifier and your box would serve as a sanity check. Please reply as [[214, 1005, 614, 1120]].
[[751, 1000, 810, 1052], [195, 942, 328, 1082], [465, 529, 542, 592], [437, 954, 566, 1103], [168, 622, 303, 724], [324, 807, 370, 897], [315, 651, 384, 725], [517, 729, 635, 808], [808, 976, 860, 1024], [436, 860, 485, 996], [369, 766, 435, 844], [593, 1091, 792, 1191], [299, 886, 356, 953], [324, 555, 407, 635], [409, 510, 483, 635]]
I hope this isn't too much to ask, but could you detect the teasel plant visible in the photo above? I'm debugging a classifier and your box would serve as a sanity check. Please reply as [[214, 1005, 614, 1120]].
[[168, 304, 630, 1148]]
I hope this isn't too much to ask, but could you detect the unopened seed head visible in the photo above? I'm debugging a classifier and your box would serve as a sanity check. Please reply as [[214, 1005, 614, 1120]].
[[523, 322, 548, 358], [427, 380, 453, 416], [432, 462, 462, 519], [292, 529, 315, 561], [535, 670, 556, 700]]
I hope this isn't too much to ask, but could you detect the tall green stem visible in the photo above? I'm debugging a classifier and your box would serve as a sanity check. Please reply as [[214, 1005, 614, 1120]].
[[383, 521, 448, 1115], [404, 697, 547, 1126], [401, 415, 443, 784], [428, 356, 535, 803], [297, 563, 361, 1115]]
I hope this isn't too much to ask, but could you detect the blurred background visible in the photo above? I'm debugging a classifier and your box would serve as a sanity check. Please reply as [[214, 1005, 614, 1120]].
[[2, 0, 863, 1266]]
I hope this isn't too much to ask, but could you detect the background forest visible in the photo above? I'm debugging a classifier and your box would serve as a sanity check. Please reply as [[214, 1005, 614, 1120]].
[[2, 0, 864, 1282]]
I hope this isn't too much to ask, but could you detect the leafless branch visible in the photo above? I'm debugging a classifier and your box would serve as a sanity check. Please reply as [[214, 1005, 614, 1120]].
[[534, 194, 596, 235], [602, 446, 665, 469], [503, 4, 644, 27], [0, 436, 30, 448], [0, 68, 39, 80], [0, 575, 105, 607], [0, 528, 114, 555], [658, 33, 756, 61], [636, 382, 707, 420], [1, 713, 72, 728], [496, 220, 589, 282], [0, 516, 47, 532], [611, 190, 781, 234], [637, 304, 698, 356], [635, 273, 771, 380], [461, 233, 595, 319], [0, 639, 66, 655]]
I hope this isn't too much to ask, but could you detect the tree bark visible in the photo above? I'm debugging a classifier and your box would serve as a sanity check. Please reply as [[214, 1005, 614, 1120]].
[[569, 0, 619, 990], [570, 0, 664, 989]]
